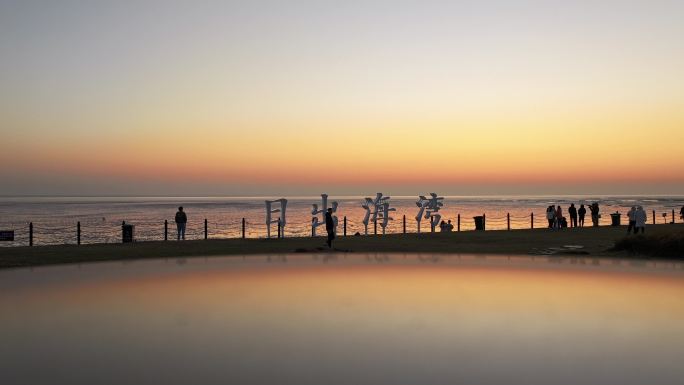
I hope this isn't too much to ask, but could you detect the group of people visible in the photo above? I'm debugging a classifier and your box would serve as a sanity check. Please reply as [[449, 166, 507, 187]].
[[173, 203, 684, 243], [626, 206, 648, 234], [546, 202, 602, 229], [439, 220, 454, 232]]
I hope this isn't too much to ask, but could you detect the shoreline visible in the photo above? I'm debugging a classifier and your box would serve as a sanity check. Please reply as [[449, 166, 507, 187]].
[[1, 224, 682, 269]]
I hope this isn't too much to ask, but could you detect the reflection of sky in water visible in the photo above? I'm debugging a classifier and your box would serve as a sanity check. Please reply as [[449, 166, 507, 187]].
[[1, 254, 683, 385]]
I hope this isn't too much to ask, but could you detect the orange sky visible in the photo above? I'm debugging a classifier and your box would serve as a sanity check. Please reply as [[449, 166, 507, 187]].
[[1, 2, 683, 195]]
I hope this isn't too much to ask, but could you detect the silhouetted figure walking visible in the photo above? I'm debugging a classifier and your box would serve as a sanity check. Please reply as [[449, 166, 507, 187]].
[[325, 208, 335, 248], [634, 206, 647, 234], [175, 206, 187, 240], [568, 203, 578, 227], [578, 204, 586, 227], [627, 206, 636, 234]]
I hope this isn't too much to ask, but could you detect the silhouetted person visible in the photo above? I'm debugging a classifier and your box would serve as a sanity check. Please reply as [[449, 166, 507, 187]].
[[627, 206, 636, 234], [555, 205, 563, 229], [578, 204, 586, 227], [546, 205, 555, 229], [325, 208, 335, 248], [680, 206, 684, 223], [568, 204, 578, 228], [634, 206, 647, 234], [175, 206, 187, 240], [439, 220, 447, 232], [446, 219, 454, 232], [589, 203, 600, 227]]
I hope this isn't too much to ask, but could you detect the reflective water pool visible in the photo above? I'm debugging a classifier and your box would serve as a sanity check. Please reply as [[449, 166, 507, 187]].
[[1, 254, 683, 385]]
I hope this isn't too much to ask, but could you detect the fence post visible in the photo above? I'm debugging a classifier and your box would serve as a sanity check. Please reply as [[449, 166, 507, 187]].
[[507, 213, 510, 230], [457, 214, 460, 232], [242, 218, 246, 239], [483, 213, 486, 231], [204, 219, 208, 240], [343, 216, 347, 237], [29, 222, 33, 246], [673, 209, 675, 224], [531, 212, 534, 229], [164, 220, 168, 241], [374, 220, 377, 235], [77, 221, 81, 245], [277, 220, 281, 239], [652, 210, 656, 225], [403, 215, 406, 234]]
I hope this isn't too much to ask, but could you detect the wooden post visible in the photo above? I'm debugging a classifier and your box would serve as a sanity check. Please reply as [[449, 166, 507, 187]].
[[403, 215, 406, 234], [507, 213, 510, 231], [374, 220, 377, 235], [277, 220, 281, 239], [29, 222, 33, 246], [457, 214, 460, 232], [242, 218, 246, 239], [652, 210, 656, 225], [77, 221, 81, 245], [164, 220, 168, 241], [483, 213, 486, 231], [204, 219, 208, 240], [673, 209, 676, 224], [343, 216, 347, 237], [311, 220, 315, 237], [531, 212, 534, 229]]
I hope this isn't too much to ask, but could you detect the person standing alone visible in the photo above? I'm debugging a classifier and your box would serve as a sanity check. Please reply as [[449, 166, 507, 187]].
[[568, 203, 578, 228], [578, 204, 586, 227], [325, 208, 335, 248], [175, 206, 187, 240], [634, 206, 647, 234]]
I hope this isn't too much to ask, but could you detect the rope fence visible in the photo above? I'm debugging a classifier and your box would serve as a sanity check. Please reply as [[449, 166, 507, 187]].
[[1, 207, 682, 247]]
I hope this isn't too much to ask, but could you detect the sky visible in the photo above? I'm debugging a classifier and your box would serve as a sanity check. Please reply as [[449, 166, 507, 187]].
[[1, 0, 683, 196]]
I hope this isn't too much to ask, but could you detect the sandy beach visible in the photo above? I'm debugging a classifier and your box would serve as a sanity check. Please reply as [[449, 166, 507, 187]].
[[2, 223, 682, 269]]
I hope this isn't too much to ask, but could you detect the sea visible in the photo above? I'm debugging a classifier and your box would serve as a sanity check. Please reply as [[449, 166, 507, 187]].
[[0, 195, 683, 247]]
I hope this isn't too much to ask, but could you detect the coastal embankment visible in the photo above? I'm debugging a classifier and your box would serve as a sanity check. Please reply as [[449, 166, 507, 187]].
[[1, 224, 682, 269]]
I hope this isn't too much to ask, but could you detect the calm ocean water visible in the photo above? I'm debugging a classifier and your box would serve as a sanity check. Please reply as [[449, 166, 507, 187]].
[[0, 195, 683, 246]]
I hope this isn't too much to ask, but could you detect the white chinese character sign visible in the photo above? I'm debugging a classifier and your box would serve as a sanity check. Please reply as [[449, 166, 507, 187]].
[[311, 194, 338, 236], [361, 193, 395, 235], [415, 193, 444, 232], [265, 198, 287, 238]]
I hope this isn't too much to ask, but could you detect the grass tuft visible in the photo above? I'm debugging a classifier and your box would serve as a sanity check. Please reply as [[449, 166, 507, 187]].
[[612, 231, 684, 258]]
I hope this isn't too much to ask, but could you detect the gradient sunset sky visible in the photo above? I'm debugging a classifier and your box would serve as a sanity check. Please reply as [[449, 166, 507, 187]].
[[1, 1, 683, 196]]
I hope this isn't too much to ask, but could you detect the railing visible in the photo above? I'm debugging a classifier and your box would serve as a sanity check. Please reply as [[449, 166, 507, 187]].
[[1, 208, 681, 247]]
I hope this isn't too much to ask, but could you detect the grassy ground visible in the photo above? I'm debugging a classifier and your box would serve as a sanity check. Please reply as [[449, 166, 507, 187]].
[[1, 223, 683, 269]]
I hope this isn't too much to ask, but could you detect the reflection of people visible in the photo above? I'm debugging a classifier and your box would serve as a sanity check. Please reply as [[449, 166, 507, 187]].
[[175, 206, 187, 240], [325, 208, 335, 248], [634, 206, 647, 234], [578, 204, 586, 227]]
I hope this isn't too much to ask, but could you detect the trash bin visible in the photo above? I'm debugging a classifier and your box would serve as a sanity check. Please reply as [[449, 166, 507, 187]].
[[122, 222, 135, 243], [610, 213, 621, 226], [473, 216, 485, 230]]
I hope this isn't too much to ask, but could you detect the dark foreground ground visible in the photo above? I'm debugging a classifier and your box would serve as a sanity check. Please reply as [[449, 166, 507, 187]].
[[1, 224, 683, 269]]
